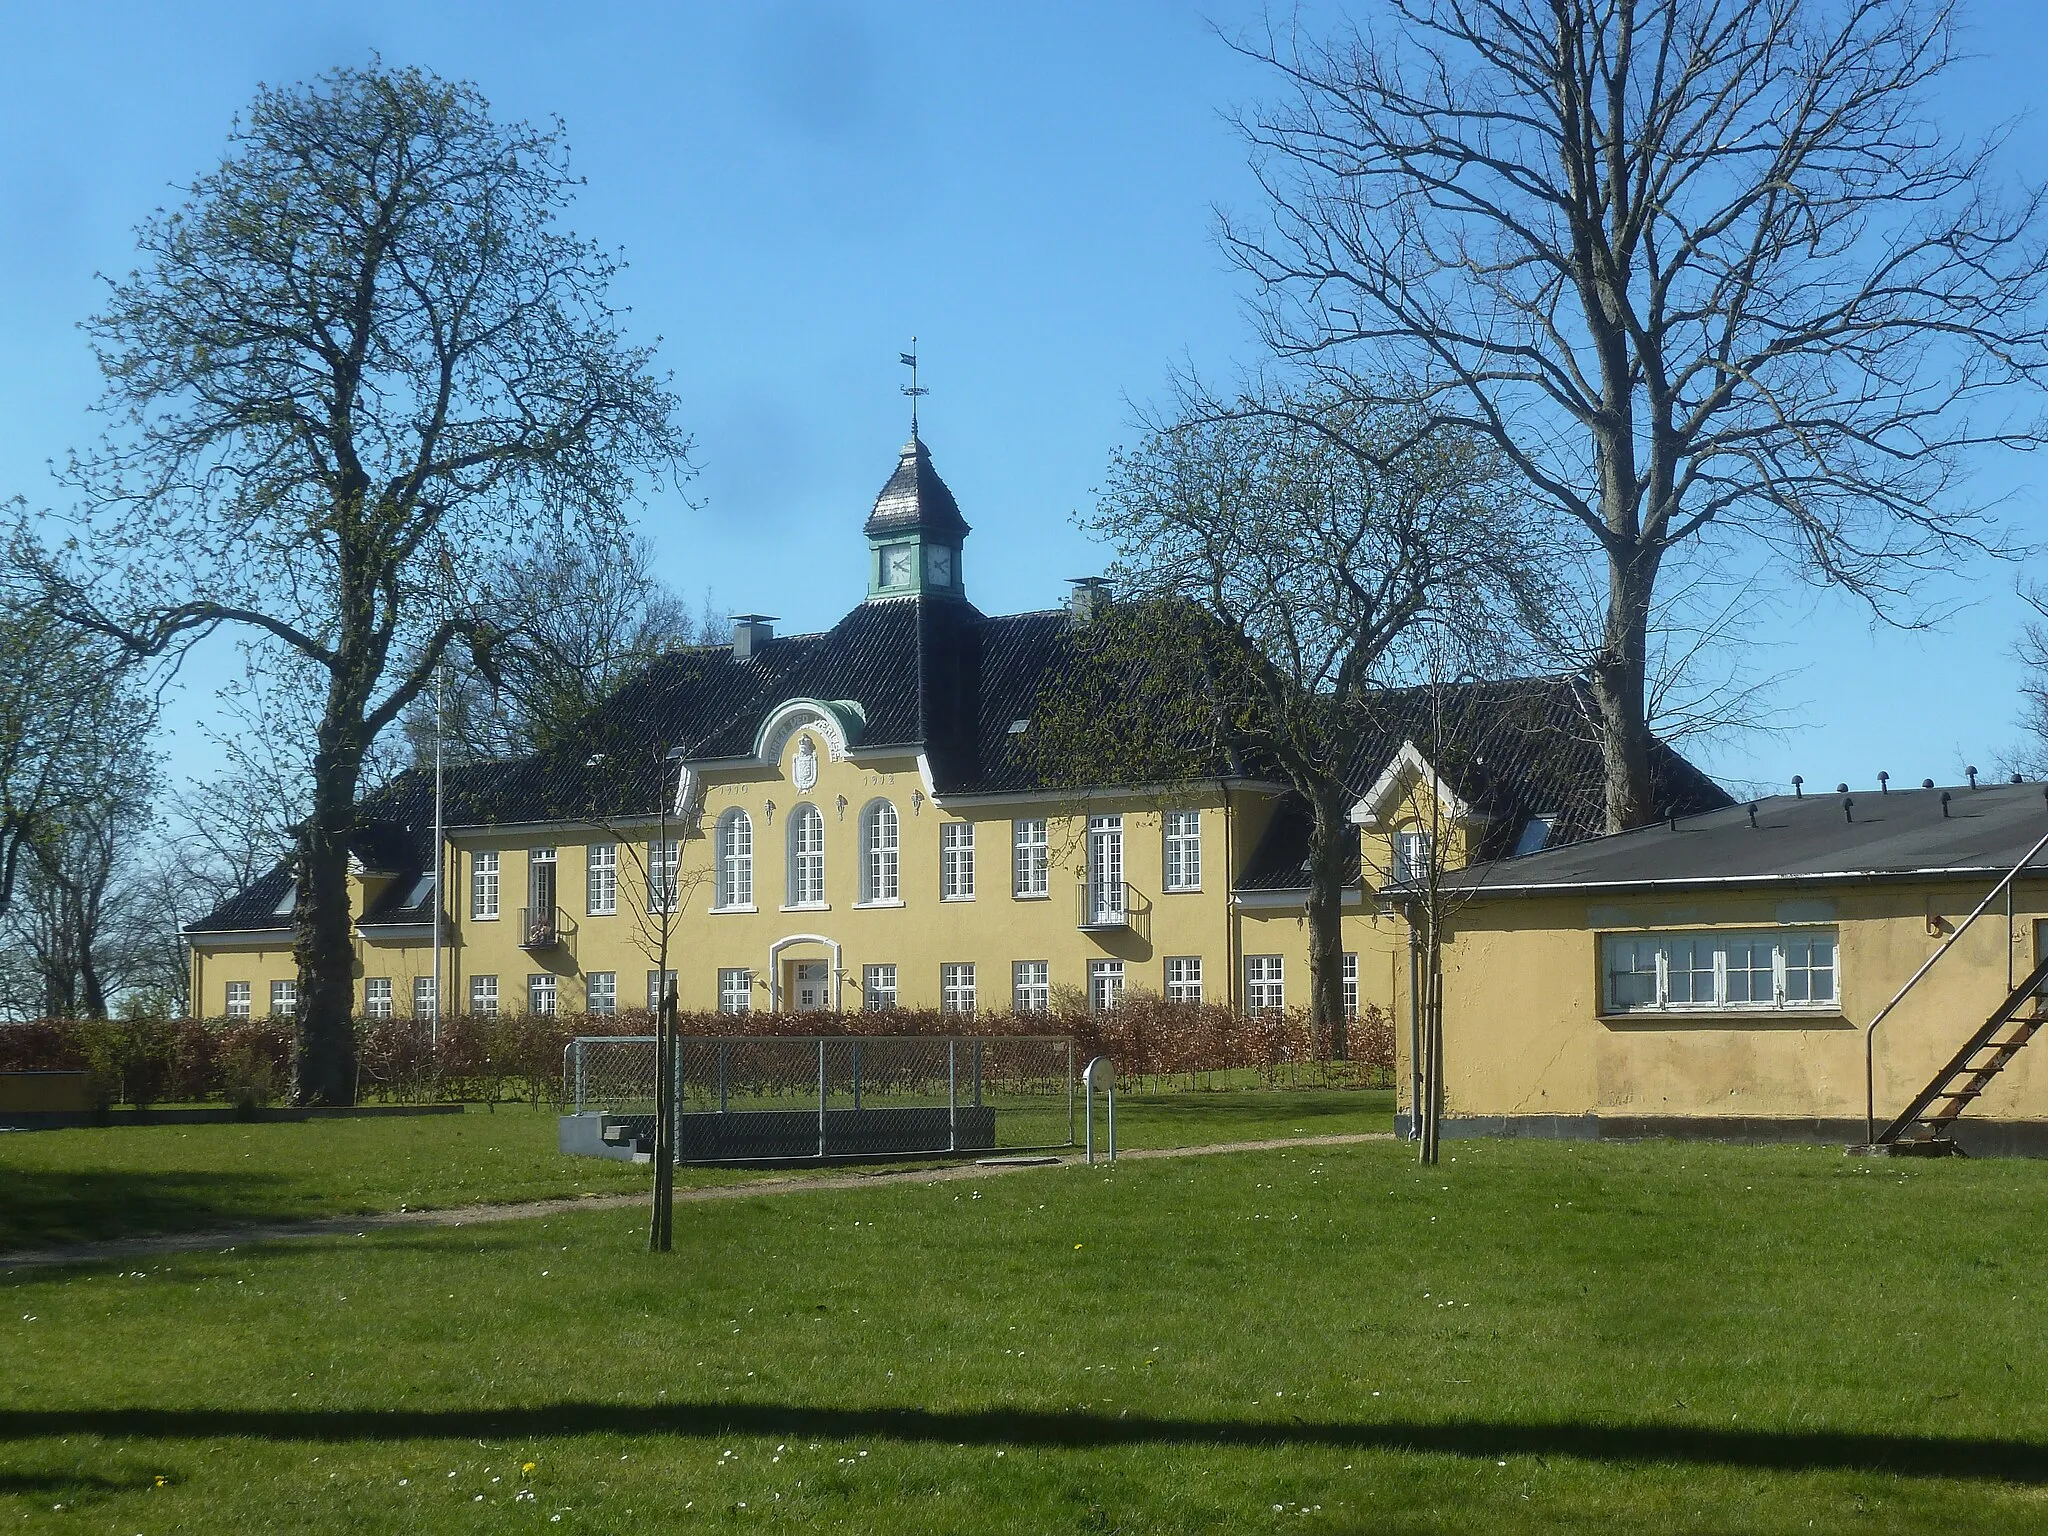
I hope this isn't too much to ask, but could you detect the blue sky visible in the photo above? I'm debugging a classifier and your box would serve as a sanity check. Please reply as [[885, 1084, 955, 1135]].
[[2, 0, 2045, 799]]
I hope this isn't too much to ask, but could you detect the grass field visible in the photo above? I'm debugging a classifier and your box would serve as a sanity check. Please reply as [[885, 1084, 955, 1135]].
[[0, 1088, 1392, 1251], [8, 1133, 2048, 1532]]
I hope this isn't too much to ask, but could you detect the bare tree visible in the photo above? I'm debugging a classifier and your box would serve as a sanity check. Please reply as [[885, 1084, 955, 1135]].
[[1225, 0, 2048, 829], [1037, 387, 1548, 1050], [12, 63, 689, 1102]]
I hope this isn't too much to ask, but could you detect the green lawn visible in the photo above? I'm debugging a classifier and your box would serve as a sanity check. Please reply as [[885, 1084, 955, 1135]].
[[8, 1136, 2048, 1531], [0, 1089, 1392, 1251]]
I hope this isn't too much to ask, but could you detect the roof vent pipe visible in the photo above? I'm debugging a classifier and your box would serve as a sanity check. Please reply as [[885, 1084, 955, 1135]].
[[1067, 577, 1110, 627], [1942, 791, 1952, 818], [1879, 771, 1890, 794], [1844, 796, 1855, 824], [1746, 803, 1758, 828], [729, 614, 777, 663], [1968, 765, 1980, 789], [1792, 775, 1804, 798]]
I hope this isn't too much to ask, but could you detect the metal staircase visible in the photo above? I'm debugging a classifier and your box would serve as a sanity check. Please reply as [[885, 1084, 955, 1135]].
[[1872, 952, 2048, 1153]]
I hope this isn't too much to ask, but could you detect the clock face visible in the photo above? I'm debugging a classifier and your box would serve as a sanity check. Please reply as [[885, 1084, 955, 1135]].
[[927, 545, 954, 586], [883, 545, 916, 587]]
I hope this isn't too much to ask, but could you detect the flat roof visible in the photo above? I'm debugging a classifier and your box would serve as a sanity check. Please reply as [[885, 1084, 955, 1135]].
[[1439, 781, 2048, 898]]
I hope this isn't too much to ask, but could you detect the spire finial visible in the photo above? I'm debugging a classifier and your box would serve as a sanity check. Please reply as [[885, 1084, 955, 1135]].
[[899, 338, 927, 438]]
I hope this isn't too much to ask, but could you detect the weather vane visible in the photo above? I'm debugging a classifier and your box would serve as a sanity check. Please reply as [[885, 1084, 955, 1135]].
[[899, 337, 927, 437]]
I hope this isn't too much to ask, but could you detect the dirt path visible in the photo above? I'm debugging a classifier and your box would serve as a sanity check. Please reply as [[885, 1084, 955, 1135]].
[[1, 1131, 1394, 1272]]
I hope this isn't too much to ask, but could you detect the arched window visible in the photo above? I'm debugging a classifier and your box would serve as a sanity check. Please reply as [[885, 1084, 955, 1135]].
[[859, 799, 900, 903], [715, 808, 754, 909], [787, 802, 825, 907]]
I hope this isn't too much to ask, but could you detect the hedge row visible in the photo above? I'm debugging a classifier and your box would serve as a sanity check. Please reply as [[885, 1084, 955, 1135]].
[[0, 999, 1395, 1108]]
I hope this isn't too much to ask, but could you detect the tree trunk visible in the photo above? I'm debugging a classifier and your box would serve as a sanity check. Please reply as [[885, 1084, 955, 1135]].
[[1304, 786, 1352, 1060], [293, 732, 364, 1106], [1592, 545, 1661, 833]]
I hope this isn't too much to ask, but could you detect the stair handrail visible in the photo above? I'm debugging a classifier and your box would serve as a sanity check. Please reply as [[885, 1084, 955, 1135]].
[[1864, 827, 2048, 1145]]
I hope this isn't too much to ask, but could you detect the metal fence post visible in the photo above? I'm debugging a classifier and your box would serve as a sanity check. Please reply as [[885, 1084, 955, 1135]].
[[948, 1039, 958, 1152], [1066, 1039, 1076, 1148], [817, 1038, 828, 1160]]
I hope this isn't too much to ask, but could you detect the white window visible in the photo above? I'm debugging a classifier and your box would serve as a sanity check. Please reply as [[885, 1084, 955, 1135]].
[[1164, 810, 1202, 891], [1600, 929, 1839, 1014], [586, 971, 617, 1016], [941, 822, 976, 900], [225, 981, 251, 1020], [1013, 960, 1050, 1013], [647, 838, 680, 914], [861, 800, 900, 903], [412, 975, 436, 1017], [528, 846, 556, 912], [472, 850, 500, 920], [586, 842, 618, 916], [941, 962, 976, 1015], [788, 803, 826, 907], [1394, 829, 1433, 885], [863, 963, 898, 1011], [364, 977, 393, 1019], [645, 969, 677, 1010], [270, 979, 297, 1018], [1012, 818, 1049, 898], [718, 968, 753, 1015], [1165, 956, 1203, 1004], [528, 973, 557, 1016], [469, 975, 498, 1016], [1343, 953, 1358, 1022], [714, 811, 753, 910], [1246, 955, 1284, 1014], [1086, 815, 1124, 924], [1088, 958, 1124, 1013]]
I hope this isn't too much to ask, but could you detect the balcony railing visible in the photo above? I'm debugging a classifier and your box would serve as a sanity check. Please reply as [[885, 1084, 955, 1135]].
[[520, 906, 565, 951], [1076, 880, 1149, 940]]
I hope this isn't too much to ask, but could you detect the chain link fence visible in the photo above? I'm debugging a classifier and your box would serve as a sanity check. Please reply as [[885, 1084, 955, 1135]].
[[563, 1034, 1075, 1163]]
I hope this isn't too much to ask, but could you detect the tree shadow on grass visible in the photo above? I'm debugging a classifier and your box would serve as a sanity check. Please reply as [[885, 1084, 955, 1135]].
[[2, 1402, 2043, 1484], [0, 1169, 305, 1251]]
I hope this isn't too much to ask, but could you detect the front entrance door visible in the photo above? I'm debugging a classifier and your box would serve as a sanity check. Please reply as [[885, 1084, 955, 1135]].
[[792, 961, 830, 1012]]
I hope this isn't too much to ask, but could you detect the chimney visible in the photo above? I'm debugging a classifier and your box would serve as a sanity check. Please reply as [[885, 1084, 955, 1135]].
[[1067, 577, 1110, 627], [730, 614, 777, 663]]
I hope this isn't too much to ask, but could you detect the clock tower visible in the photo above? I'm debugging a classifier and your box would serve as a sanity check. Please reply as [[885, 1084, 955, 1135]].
[[863, 433, 971, 601]]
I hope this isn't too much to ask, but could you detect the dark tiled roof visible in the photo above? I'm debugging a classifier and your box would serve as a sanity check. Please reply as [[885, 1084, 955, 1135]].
[[1233, 676, 1732, 895], [188, 863, 298, 934], [862, 435, 970, 541], [1447, 780, 2048, 897], [1235, 798, 1364, 892]]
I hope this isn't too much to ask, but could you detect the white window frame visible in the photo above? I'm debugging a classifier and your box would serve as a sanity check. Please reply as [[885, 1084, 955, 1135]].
[[863, 963, 898, 1011], [586, 842, 618, 916], [1600, 928, 1840, 1016], [528, 973, 557, 1016], [364, 977, 393, 1019], [787, 802, 826, 908], [469, 974, 498, 1016], [270, 979, 297, 1018], [645, 969, 678, 1010], [1342, 952, 1358, 1022], [1163, 810, 1202, 891], [1012, 818, 1049, 898], [647, 838, 680, 914], [713, 811, 754, 911], [1013, 960, 1050, 1013], [1087, 814, 1125, 924], [941, 962, 976, 1015], [717, 968, 753, 1015], [412, 975, 436, 1018], [1394, 828, 1433, 885], [1246, 955, 1284, 1015], [860, 800, 901, 905], [1089, 958, 1125, 1013], [472, 850, 500, 920], [940, 822, 976, 900], [586, 971, 617, 1016], [1165, 956, 1203, 1004], [225, 981, 251, 1020]]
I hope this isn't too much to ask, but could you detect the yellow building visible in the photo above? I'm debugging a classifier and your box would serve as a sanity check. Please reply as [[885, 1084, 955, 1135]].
[[185, 431, 1727, 1045], [1419, 779, 2048, 1153]]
